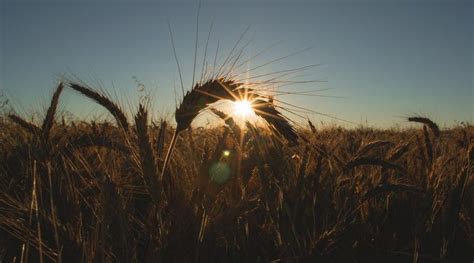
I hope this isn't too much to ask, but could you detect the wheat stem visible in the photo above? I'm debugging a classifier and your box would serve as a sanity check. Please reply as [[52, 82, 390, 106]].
[[161, 129, 179, 186]]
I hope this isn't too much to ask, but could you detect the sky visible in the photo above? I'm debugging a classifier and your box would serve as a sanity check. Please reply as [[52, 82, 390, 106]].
[[1, 0, 473, 128]]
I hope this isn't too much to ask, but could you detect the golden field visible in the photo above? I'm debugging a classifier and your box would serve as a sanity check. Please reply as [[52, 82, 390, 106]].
[[0, 83, 472, 262]]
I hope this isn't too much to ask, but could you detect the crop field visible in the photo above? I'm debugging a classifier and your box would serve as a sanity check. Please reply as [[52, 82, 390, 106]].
[[0, 82, 472, 262], [1, 2, 473, 262]]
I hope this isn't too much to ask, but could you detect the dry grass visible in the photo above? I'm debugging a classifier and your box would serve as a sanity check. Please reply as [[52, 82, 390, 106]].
[[0, 84, 472, 262]]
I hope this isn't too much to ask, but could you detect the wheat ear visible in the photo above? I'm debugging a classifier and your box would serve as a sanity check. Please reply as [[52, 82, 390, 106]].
[[408, 116, 440, 138], [253, 98, 299, 145], [161, 78, 242, 179], [67, 83, 129, 130], [8, 114, 40, 135], [42, 82, 64, 141], [135, 104, 160, 203]]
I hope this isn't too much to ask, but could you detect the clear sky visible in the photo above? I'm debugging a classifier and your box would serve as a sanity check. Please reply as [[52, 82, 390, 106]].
[[1, 0, 472, 128]]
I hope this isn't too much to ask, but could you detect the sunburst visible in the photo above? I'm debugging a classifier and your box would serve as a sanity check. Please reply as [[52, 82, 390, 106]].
[[233, 100, 253, 117]]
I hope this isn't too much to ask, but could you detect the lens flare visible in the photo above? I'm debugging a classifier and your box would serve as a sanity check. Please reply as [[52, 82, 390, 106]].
[[233, 100, 253, 117], [209, 162, 232, 184]]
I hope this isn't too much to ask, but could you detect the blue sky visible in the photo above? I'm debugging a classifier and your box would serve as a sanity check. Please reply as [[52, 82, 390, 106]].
[[1, 0, 472, 128]]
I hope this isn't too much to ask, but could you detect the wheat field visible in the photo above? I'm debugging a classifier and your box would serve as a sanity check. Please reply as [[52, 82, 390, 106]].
[[0, 80, 472, 262]]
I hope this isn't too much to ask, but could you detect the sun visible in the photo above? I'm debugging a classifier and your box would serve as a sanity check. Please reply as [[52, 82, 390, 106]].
[[233, 100, 253, 117]]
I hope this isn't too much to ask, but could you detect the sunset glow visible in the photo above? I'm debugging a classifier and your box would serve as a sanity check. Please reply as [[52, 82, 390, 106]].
[[233, 100, 253, 118]]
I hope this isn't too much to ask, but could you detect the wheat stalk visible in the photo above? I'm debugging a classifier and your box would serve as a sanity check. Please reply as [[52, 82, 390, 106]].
[[8, 114, 40, 135], [161, 78, 299, 179], [408, 116, 440, 138], [355, 140, 392, 158], [423, 125, 433, 163], [156, 120, 167, 158], [388, 142, 410, 161], [252, 98, 299, 145], [67, 83, 129, 130], [210, 108, 241, 140], [175, 78, 243, 132], [161, 78, 243, 179], [134, 104, 161, 203], [42, 82, 64, 142], [308, 119, 317, 134]]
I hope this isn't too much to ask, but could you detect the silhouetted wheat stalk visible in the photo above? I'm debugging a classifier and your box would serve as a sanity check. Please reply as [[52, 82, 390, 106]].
[[210, 108, 241, 140], [408, 116, 440, 138], [67, 83, 129, 130], [8, 114, 40, 135], [161, 79, 241, 180], [41, 83, 64, 142], [160, 78, 299, 179], [252, 98, 299, 145], [134, 104, 161, 203]]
